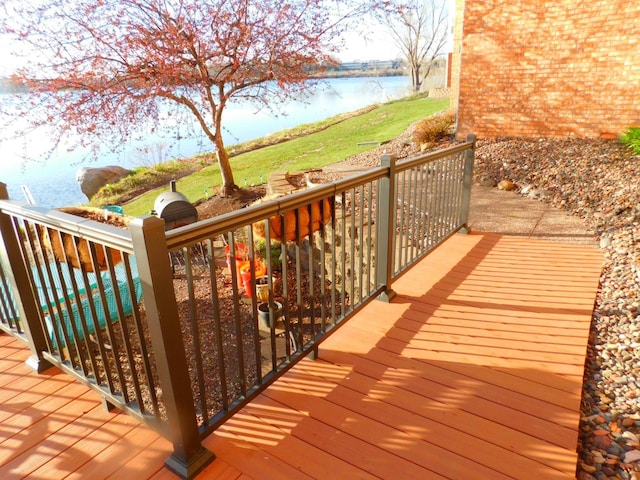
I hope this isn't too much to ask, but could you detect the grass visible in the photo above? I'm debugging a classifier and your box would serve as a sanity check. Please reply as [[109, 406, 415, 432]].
[[116, 95, 450, 217]]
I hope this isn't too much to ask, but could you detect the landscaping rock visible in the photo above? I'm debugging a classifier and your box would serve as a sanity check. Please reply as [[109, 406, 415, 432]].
[[473, 137, 640, 479], [76, 165, 131, 199], [497, 179, 516, 191]]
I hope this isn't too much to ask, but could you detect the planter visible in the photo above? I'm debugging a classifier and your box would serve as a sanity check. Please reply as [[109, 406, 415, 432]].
[[41, 206, 131, 272], [252, 197, 333, 242], [225, 243, 249, 287], [257, 301, 283, 329], [255, 275, 272, 303], [239, 261, 266, 298]]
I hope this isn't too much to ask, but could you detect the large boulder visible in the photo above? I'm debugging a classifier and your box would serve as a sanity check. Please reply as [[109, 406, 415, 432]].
[[76, 166, 131, 199]]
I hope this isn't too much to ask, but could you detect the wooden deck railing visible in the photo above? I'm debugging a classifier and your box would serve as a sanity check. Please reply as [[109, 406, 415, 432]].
[[0, 135, 475, 479]]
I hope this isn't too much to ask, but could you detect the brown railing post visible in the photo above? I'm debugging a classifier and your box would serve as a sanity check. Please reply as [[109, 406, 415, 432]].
[[128, 215, 215, 479], [0, 183, 53, 372], [459, 134, 476, 234], [376, 154, 397, 302]]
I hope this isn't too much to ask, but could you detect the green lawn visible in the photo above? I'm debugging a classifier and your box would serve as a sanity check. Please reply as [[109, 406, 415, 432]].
[[122, 95, 450, 217]]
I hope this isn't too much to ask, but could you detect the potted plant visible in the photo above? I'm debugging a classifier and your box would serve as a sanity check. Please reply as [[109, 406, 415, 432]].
[[255, 275, 271, 303], [225, 242, 249, 288], [239, 261, 266, 299], [257, 301, 283, 329], [254, 239, 283, 272]]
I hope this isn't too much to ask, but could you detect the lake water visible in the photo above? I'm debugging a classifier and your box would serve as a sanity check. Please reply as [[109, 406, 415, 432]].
[[1, 76, 412, 208]]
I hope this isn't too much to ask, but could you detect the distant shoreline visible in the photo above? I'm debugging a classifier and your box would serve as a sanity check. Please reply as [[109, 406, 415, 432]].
[[0, 63, 409, 93], [311, 69, 407, 79]]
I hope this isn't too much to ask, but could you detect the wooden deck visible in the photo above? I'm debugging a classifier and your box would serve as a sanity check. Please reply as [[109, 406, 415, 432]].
[[0, 232, 603, 479]]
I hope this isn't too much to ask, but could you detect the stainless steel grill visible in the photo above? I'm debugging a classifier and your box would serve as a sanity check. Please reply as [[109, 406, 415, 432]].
[[153, 180, 198, 230]]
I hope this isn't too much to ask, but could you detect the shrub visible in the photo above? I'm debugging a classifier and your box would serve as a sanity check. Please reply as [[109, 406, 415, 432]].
[[620, 127, 640, 155], [413, 110, 456, 145], [254, 239, 282, 270]]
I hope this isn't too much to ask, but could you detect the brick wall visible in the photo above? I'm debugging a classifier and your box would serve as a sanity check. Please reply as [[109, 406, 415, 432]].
[[450, 0, 465, 114], [452, 0, 640, 139]]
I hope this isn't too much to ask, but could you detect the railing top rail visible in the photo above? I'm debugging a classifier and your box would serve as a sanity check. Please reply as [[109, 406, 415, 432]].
[[0, 141, 474, 255], [0, 200, 135, 254], [165, 140, 474, 250], [165, 166, 386, 249], [395, 140, 474, 173]]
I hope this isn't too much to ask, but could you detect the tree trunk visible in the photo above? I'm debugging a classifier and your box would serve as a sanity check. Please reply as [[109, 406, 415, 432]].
[[411, 65, 421, 92], [214, 133, 237, 197]]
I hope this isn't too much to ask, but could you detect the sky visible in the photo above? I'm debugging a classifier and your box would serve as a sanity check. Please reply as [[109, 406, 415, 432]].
[[0, 0, 455, 76], [0, 32, 404, 76], [337, 30, 403, 62], [0, 32, 450, 76]]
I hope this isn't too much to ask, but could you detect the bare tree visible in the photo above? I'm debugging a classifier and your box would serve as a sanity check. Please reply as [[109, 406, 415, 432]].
[[379, 0, 449, 92], [0, 0, 380, 196]]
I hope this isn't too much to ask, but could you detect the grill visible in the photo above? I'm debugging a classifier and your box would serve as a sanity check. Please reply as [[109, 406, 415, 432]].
[[153, 181, 198, 230]]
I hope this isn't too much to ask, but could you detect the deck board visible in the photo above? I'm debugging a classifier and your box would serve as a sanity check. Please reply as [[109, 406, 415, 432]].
[[281, 362, 574, 477], [0, 232, 603, 479]]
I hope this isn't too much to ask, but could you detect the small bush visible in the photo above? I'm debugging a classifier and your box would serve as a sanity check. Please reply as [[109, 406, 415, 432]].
[[620, 127, 640, 155], [254, 239, 282, 270], [413, 110, 456, 145]]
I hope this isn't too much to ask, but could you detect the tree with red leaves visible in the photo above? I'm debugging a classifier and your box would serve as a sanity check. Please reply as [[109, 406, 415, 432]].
[[0, 0, 384, 196]]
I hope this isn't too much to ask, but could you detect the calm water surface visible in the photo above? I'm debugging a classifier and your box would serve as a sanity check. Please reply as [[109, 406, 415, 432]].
[[1, 76, 411, 208]]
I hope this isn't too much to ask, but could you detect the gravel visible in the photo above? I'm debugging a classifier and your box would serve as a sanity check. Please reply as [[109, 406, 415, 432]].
[[471, 137, 640, 480]]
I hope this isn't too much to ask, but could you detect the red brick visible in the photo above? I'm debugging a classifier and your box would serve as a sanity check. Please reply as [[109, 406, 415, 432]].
[[451, 0, 640, 139]]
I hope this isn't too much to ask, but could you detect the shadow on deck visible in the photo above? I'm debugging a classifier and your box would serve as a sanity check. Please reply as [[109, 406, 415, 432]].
[[0, 232, 603, 479]]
